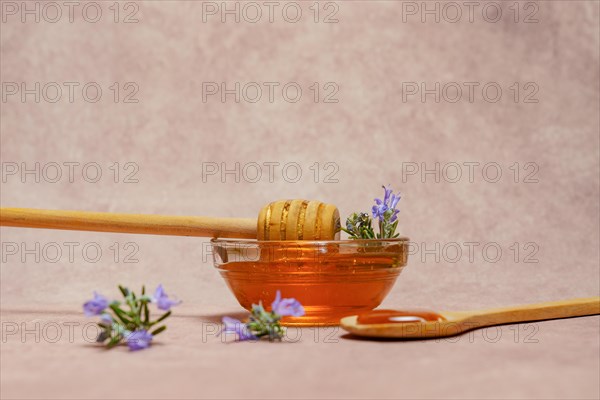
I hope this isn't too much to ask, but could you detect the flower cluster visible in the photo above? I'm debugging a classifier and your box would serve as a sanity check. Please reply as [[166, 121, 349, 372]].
[[83, 284, 181, 351], [222, 291, 304, 342], [342, 185, 401, 239]]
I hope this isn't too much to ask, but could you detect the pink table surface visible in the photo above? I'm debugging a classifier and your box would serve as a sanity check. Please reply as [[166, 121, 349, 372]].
[[1, 288, 599, 400]]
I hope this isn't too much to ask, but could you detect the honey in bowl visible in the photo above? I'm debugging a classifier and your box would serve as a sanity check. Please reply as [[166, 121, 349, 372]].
[[211, 238, 409, 326]]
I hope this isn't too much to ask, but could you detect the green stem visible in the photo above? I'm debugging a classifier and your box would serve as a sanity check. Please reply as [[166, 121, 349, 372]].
[[144, 302, 150, 325], [106, 333, 122, 349], [151, 310, 171, 326], [118, 285, 129, 297], [110, 304, 132, 325], [151, 325, 166, 335]]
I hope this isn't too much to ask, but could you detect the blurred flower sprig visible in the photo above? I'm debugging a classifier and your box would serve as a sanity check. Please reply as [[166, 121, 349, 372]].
[[222, 291, 304, 342], [342, 185, 401, 239], [83, 284, 181, 351]]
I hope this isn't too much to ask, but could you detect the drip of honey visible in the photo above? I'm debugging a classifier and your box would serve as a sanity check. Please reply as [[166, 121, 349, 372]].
[[357, 309, 446, 324]]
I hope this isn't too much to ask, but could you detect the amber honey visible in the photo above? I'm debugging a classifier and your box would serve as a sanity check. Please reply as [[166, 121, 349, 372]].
[[213, 239, 409, 326]]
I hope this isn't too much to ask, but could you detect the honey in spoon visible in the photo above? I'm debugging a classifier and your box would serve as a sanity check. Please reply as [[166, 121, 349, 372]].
[[356, 309, 446, 324]]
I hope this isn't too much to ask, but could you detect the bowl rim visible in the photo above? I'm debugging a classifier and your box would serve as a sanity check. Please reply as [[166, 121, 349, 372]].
[[210, 237, 410, 245]]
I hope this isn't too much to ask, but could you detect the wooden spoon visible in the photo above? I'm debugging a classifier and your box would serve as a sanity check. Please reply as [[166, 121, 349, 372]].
[[0, 200, 340, 240], [340, 297, 600, 339]]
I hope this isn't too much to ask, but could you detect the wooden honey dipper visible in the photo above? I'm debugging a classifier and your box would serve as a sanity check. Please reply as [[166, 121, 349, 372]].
[[0, 201, 340, 240]]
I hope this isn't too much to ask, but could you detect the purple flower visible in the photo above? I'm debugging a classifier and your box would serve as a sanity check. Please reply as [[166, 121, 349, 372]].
[[222, 317, 256, 341], [271, 290, 305, 317], [99, 313, 113, 327], [372, 185, 401, 221], [152, 284, 181, 311], [83, 292, 109, 317], [126, 330, 153, 351], [371, 199, 388, 220], [383, 185, 392, 204]]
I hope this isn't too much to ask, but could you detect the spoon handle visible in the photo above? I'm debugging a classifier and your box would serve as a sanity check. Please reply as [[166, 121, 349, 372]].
[[0, 207, 257, 239], [465, 297, 600, 326]]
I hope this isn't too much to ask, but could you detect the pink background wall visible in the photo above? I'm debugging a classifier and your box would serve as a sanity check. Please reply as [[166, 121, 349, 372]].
[[1, 1, 599, 399]]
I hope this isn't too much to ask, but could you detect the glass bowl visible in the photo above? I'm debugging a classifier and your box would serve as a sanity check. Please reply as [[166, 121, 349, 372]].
[[211, 238, 409, 326]]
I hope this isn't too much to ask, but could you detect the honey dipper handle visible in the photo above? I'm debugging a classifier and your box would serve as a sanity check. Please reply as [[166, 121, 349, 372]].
[[0, 207, 257, 239], [466, 297, 600, 326]]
